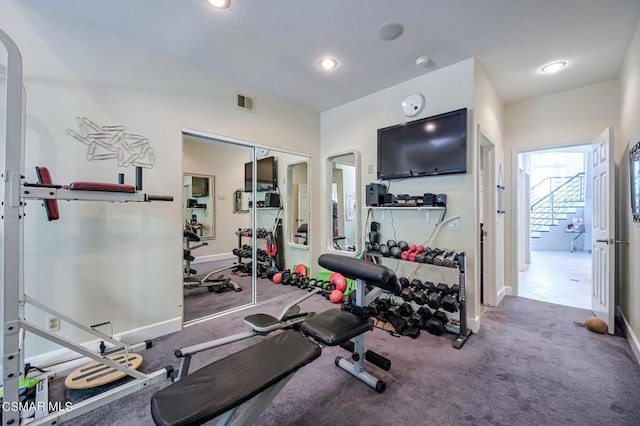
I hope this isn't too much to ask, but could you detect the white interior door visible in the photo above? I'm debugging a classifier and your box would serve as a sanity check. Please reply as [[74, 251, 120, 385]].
[[591, 127, 615, 334]]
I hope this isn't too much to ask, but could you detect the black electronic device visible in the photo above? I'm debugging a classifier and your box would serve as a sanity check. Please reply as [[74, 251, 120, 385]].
[[366, 183, 387, 206], [383, 193, 394, 204], [435, 194, 447, 207], [371, 221, 380, 232], [423, 193, 435, 207], [264, 192, 280, 207], [377, 108, 467, 180], [244, 156, 278, 192]]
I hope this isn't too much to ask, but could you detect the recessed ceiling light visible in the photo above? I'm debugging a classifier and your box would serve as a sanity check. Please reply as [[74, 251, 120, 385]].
[[319, 57, 338, 70], [540, 61, 567, 74], [208, 0, 230, 9]]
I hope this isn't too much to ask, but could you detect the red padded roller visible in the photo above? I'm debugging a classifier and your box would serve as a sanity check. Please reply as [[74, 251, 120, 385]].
[[68, 182, 136, 193], [35, 167, 60, 221]]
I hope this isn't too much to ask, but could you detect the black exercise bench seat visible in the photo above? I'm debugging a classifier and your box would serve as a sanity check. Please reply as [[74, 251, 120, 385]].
[[316, 254, 400, 293], [150, 330, 321, 426]]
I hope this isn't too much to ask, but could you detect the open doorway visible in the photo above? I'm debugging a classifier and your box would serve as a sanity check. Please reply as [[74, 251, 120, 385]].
[[516, 144, 592, 309]]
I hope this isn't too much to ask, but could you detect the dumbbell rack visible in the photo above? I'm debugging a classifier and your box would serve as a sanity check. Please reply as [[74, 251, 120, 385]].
[[233, 228, 274, 275], [452, 252, 471, 349], [369, 250, 471, 349]]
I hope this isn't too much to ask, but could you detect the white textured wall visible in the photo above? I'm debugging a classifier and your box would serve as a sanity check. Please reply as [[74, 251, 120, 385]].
[[619, 20, 640, 357], [321, 59, 483, 327], [0, 0, 319, 358], [473, 60, 505, 307], [503, 80, 620, 295]]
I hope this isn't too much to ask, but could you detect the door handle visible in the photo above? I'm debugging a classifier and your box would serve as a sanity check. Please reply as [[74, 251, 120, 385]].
[[610, 239, 631, 246], [596, 239, 609, 244]]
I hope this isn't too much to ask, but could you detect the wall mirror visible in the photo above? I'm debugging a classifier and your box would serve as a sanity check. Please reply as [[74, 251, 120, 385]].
[[327, 151, 360, 253], [287, 161, 309, 247], [183, 174, 215, 239], [182, 135, 253, 324], [182, 132, 311, 323]]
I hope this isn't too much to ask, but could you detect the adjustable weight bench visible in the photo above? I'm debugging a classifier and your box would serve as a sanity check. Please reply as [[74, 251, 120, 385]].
[[173, 288, 321, 381], [150, 254, 401, 426]]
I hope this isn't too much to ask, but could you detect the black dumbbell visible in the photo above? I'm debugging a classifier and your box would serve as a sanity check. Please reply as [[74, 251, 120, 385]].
[[390, 246, 402, 259], [413, 290, 427, 305], [409, 312, 426, 329], [387, 239, 397, 249], [411, 279, 424, 291], [375, 298, 392, 312], [397, 240, 409, 251], [443, 252, 459, 268], [401, 287, 415, 302], [424, 248, 442, 264], [442, 284, 460, 312], [427, 283, 450, 309], [397, 303, 414, 318], [379, 244, 390, 257], [426, 310, 449, 336]]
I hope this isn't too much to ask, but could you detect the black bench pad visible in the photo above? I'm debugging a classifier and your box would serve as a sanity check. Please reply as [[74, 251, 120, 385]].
[[318, 254, 401, 295], [299, 309, 373, 346], [150, 330, 321, 426]]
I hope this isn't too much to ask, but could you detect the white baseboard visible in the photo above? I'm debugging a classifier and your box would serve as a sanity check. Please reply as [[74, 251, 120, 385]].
[[496, 286, 506, 305], [504, 285, 513, 296], [25, 317, 182, 369], [616, 306, 640, 366], [467, 315, 481, 333], [192, 252, 234, 264]]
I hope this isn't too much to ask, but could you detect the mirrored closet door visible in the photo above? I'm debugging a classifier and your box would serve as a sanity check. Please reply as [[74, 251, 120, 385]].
[[182, 133, 311, 323]]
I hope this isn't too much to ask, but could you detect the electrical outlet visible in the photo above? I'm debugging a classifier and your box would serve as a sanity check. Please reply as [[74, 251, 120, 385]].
[[368, 164, 373, 174], [46, 315, 60, 331], [425, 211, 431, 223], [448, 219, 460, 232]]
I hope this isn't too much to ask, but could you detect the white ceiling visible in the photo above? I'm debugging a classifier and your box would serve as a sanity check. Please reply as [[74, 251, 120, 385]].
[[25, 0, 640, 112]]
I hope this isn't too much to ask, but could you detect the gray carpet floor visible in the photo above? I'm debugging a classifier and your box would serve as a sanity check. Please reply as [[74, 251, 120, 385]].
[[56, 295, 640, 425], [184, 259, 301, 322]]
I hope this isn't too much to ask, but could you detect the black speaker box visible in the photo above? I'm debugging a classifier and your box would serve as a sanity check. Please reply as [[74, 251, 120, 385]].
[[264, 192, 280, 207], [435, 193, 447, 207], [423, 193, 435, 207], [366, 184, 387, 206]]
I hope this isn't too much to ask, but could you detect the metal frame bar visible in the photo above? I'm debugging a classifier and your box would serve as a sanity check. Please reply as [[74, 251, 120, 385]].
[[1, 29, 172, 425]]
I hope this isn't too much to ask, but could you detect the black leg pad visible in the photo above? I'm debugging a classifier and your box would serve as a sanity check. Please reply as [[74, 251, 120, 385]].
[[299, 309, 373, 346], [150, 330, 321, 426]]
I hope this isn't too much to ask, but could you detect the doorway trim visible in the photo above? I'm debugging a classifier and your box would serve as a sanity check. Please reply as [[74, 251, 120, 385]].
[[511, 139, 591, 298], [478, 126, 498, 306]]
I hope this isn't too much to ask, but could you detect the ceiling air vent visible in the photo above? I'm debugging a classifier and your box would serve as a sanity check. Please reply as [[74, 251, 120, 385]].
[[236, 93, 255, 112]]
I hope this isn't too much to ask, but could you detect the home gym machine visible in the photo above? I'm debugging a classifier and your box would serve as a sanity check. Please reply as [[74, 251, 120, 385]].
[[183, 231, 241, 293], [1, 29, 174, 426], [150, 254, 402, 426]]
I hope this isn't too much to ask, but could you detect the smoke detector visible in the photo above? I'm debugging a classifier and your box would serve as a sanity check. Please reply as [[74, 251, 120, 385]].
[[415, 56, 432, 68]]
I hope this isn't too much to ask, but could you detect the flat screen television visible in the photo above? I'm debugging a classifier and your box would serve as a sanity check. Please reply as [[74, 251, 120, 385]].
[[377, 108, 468, 180], [630, 141, 640, 223], [191, 176, 209, 197], [244, 156, 277, 192]]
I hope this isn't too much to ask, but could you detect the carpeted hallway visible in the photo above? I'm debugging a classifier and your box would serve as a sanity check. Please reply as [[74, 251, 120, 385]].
[[60, 295, 640, 425]]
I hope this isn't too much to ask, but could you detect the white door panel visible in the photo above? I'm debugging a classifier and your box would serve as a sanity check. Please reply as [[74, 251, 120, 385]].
[[591, 127, 615, 334]]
